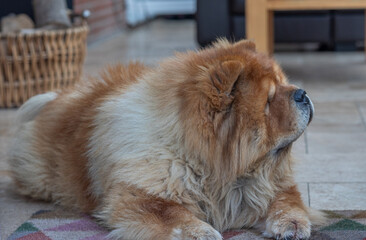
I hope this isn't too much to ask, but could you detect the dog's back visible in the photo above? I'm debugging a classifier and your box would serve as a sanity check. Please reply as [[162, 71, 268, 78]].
[[8, 63, 148, 210]]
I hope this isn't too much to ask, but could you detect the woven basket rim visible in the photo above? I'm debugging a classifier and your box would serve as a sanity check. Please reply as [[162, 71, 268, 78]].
[[0, 24, 89, 38]]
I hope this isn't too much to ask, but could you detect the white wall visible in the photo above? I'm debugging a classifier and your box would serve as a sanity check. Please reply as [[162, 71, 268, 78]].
[[125, 0, 196, 26]]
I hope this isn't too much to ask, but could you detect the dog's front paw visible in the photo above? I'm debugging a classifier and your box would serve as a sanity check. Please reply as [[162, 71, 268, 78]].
[[263, 209, 311, 240], [171, 220, 222, 240]]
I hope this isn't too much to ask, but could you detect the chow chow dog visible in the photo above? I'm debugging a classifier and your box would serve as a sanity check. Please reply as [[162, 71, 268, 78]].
[[9, 39, 324, 239]]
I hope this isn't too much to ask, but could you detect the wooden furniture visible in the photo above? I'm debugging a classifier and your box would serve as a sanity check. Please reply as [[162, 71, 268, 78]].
[[246, 0, 366, 55]]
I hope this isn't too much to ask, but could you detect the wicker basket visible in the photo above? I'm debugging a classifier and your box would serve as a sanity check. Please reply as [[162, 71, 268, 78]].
[[0, 24, 88, 108]]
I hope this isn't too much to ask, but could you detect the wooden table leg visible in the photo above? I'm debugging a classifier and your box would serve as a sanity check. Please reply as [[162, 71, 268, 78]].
[[268, 10, 274, 54], [246, 0, 274, 55]]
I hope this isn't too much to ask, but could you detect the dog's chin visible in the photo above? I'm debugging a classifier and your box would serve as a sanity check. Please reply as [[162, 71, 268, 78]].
[[271, 137, 291, 155], [273, 127, 306, 155], [274, 144, 291, 155]]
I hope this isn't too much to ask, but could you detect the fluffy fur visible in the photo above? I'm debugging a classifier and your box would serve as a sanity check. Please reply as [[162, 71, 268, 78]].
[[9, 39, 325, 240]]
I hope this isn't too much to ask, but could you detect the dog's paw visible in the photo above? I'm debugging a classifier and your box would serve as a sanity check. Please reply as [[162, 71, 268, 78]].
[[171, 220, 222, 240], [263, 209, 311, 240]]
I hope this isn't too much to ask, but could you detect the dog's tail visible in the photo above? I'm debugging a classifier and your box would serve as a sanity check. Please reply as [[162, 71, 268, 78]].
[[10, 92, 58, 201], [16, 92, 58, 124]]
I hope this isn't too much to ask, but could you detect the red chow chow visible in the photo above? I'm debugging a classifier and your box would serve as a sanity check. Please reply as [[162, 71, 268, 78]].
[[9, 39, 324, 240]]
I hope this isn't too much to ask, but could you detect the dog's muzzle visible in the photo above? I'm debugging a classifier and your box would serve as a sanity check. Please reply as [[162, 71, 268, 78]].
[[294, 89, 314, 124]]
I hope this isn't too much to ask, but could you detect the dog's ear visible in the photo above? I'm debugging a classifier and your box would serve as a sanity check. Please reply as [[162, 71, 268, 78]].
[[234, 39, 256, 51], [206, 60, 244, 111]]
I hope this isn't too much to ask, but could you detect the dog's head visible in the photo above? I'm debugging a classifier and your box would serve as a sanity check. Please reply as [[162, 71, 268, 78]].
[[163, 39, 313, 181]]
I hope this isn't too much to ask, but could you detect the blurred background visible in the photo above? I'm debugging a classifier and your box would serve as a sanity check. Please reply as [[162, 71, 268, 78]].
[[2, 0, 364, 49]]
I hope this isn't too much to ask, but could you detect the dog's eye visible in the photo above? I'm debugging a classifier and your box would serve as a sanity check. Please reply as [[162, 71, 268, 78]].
[[265, 101, 270, 115], [267, 84, 276, 103], [229, 77, 240, 96], [265, 91, 273, 114]]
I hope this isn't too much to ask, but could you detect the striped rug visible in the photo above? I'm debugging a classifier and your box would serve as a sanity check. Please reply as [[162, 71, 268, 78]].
[[7, 209, 366, 240]]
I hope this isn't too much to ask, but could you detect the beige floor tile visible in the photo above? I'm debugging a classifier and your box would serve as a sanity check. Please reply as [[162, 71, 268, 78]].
[[276, 52, 366, 84], [0, 137, 12, 171], [307, 132, 366, 154], [292, 133, 307, 155], [308, 102, 365, 133], [84, 19, 197, 77], [309, 183, 366, 210], [294, 153, 366, 183], [305, 82, 366, 104], [357, 101, 366, 129], [297, 182, 310, 207], [276, 52, 366, 105], [0, 109, 17, 119], [0, 110, 17, 136]]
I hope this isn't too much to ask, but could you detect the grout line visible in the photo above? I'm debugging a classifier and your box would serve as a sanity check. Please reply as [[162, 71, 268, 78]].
[[355, 102, 366, 131], [304, 129, 309, 154], [307, 183, 311, 207], [298, 181, 366, 184]]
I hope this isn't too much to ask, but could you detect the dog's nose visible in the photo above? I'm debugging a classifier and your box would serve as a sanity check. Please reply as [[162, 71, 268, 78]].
[[294, 89, 307, 103]]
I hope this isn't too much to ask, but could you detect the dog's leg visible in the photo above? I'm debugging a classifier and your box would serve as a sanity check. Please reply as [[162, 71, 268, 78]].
[[262, 185, 313, 240], [95, 185, 222, 240]]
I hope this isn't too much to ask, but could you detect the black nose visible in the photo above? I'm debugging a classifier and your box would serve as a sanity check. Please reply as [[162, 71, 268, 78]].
[[294, 89, 307, 103]]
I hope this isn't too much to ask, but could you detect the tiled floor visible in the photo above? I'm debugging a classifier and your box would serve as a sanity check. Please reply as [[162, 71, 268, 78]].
[[1, 19, 366, 239]]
